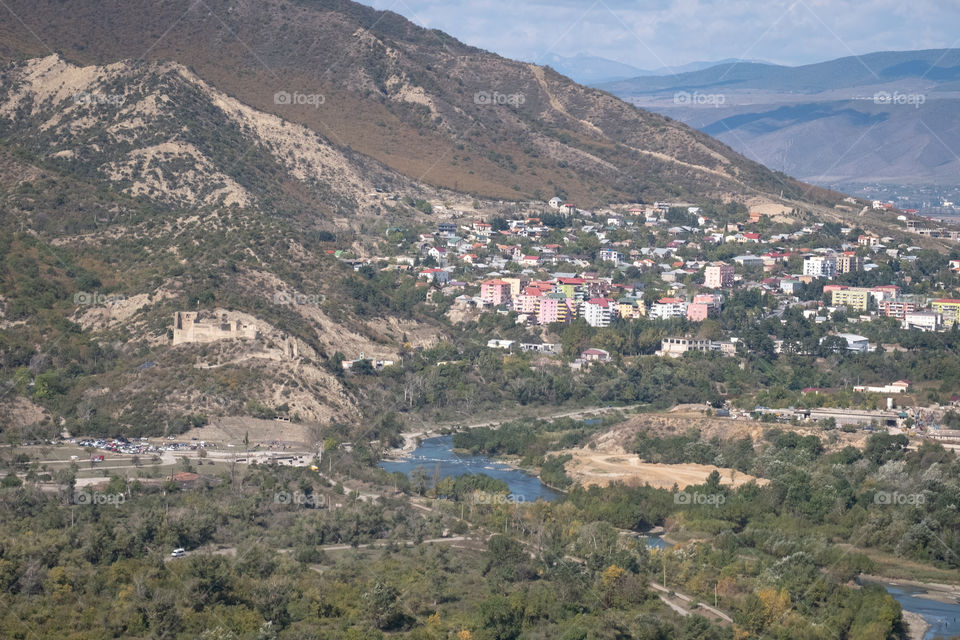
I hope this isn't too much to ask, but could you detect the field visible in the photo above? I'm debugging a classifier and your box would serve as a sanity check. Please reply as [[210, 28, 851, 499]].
[[558, 447, 767, 489]]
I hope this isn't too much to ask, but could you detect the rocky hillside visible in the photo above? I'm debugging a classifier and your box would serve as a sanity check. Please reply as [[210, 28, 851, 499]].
[[0, 0, 837, 206], [0, 53, 450, 436], [0, 54, 424, 220]]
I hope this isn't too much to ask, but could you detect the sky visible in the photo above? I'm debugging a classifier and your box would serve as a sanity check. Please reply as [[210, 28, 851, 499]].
[[355, 0, 960, 70]]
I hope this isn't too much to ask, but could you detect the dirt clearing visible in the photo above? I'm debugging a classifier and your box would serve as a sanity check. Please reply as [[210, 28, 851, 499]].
[[558, 446, 767, 490]]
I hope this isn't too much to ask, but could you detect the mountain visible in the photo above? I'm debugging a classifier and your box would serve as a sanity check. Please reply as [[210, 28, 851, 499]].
[[0, 0, 829, 206], [0, 0, 848, 436], [538, 53, 649, 85], [538, 55, 767, 85], [0, 51, 454, 432], [599, 49, 960, 186]]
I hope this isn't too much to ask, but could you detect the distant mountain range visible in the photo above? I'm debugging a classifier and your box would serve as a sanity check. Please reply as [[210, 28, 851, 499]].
[[599, 49, 960, 187], [538, 53, 764, 84]]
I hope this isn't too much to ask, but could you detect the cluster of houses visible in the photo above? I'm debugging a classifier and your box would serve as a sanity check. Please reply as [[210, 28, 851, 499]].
[[324, 198, 960, 365]]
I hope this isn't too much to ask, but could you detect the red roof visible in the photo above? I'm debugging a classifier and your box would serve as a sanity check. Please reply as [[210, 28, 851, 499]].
[[657, 297, 684, 304], [586, 298, 615, 305], [933, 299, 960, 304]]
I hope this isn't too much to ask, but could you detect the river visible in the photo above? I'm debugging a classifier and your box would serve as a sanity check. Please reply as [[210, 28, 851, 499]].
[[380, 435, 672, 550], [379, 435, 559, 502], [384, 439, 958, 634], [864, 581, 960, 640]]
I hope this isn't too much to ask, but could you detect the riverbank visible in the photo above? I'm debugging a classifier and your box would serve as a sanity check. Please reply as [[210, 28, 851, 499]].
[[861, 574, 960, 604], [902, 610, 930, 640]]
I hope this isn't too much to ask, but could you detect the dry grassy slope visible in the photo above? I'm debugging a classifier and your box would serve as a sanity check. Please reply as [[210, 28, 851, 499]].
[[0, 54, 434, 217], [0, 0, 842, 207]]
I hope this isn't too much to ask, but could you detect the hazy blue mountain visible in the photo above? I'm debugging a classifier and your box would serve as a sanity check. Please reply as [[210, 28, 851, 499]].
[[538, 53, 650, 84], [599, 49, 960, 185]]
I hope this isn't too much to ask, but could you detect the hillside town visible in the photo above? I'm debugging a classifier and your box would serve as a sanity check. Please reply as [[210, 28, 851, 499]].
[[326, 197, 960, 366]]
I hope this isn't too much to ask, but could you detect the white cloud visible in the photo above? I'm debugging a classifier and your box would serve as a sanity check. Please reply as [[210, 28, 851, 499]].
[[359, 0, 960, 69]]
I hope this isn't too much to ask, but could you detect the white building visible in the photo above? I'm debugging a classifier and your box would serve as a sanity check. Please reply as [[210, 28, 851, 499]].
[[903, 312, 941, 332], [649, 298, 688, 320], [548, 197, 564, 209], [598, 248, 624, 265], [822, 333, 870, 352], [582, 298, 616, 327], [803, 255, 837, 279]]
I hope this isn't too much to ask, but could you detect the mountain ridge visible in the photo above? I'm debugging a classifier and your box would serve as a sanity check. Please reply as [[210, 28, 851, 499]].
[[599, 49, 960, 186], [0, 0, 837, 206]]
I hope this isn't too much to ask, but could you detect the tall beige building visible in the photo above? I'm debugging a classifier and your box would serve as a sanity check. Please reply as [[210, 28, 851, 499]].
[[704, 264, 735, 288]]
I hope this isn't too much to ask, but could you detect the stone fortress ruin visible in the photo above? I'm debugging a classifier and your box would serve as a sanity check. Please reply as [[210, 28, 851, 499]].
[[172, 311, 260, 345]]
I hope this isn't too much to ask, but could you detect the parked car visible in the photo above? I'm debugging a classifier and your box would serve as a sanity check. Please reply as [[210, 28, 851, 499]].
[[171, 548, 185, 558]]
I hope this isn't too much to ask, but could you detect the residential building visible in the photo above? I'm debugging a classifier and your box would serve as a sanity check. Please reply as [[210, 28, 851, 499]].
[[428, 246, 448, 265], [733, 255, 764, 268], [932, 299, 960, 326], [555, 277, 586, 301], [657, 337, 737, 358], [836, 254, 863, 274], [598, 248, 624, 264], [580, 348, 611, 362], [419, 268, 450, 284], [803, 255, 837, 279], [686, 294, 720, 321], [500, 277, 526, 299], [878, 299, 919, 320], [436, 222, 457, 236], [513, 287, 543, 315], [617, 298, 645, 319], [583, 297, 616, 327], [686, 303, 711, 321], [704, 263, 735, 288], [538, 293, 574, 325], [903, 311, 942, 332], [519, 342, 561, 354], [650, 297, 688, 320], [780, 278, 802, 295], [853, 380, 910, 394], [480, 280, 512, 306], [830, 287, 871, 312], [487, 339, 515, 350]]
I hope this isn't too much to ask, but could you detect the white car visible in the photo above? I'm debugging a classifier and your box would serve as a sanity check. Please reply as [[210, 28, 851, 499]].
[[171, 548, 185, 558]]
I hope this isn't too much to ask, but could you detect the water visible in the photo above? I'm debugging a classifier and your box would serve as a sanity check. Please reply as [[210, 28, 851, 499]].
[[644, 535, 672, 550], [380, 436, 559, 502], [867, 581, 960, 640], [381, 436, 671, 551]]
